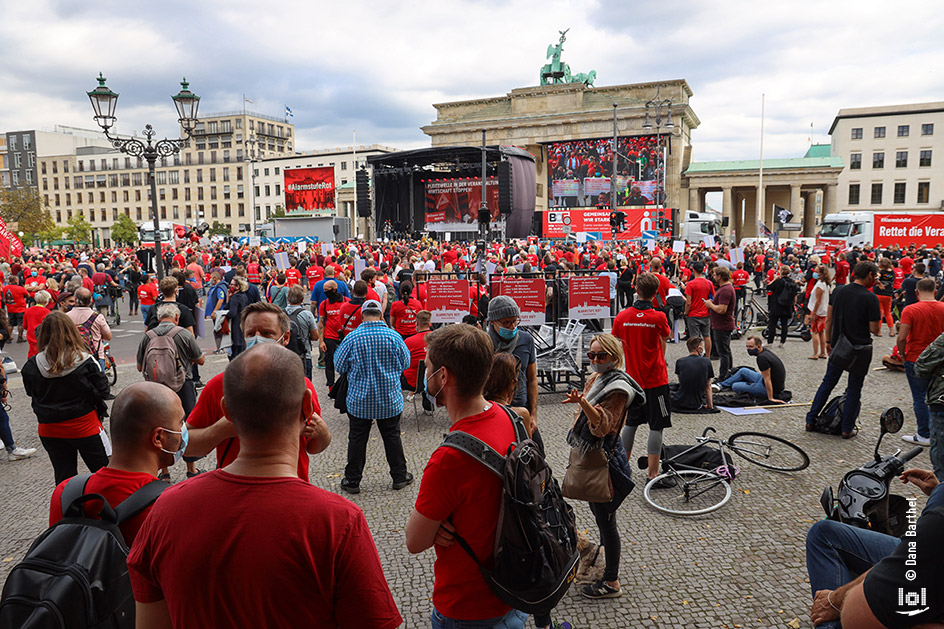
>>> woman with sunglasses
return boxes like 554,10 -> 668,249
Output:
563,333 -> 642,600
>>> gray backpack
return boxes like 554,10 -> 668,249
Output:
142,326 -> 186,391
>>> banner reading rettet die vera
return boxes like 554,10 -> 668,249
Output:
492,277 -> 546,325
427,278 -> 470,323
568,275 -> 611,319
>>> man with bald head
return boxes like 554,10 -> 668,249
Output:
318,279 -> 349,389
128,344 -> 402,629
186,301 -> 330,478
47,382 -> 178,546
65,287 -> 112,372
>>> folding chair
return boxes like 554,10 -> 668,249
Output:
407,360 -> 429,431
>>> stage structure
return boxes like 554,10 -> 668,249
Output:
367,145 -> 536,240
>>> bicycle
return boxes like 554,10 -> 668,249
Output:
643,427 -> 810,516
102,341 -> 118,387
736,287 -> 769,335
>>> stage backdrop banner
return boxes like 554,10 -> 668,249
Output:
427,279 -> 470,323
423,178 -> 500,232
542,208 -> 662,240
568,276 -> 611,319
284,167 -> 335,213
492,277 -> 546,325
874,214 -> 944,247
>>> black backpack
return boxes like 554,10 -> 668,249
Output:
778,279 -> 798,307
0,475 -> 168,629
285,308 -> 308,357
440,406 -> 579,615
812,394 -> 846,435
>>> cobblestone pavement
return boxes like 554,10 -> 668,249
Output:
0,332 -> 928,628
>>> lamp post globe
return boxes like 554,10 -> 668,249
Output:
87,73 -> 119,132
172,78 -> 200,133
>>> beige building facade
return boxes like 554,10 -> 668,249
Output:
422,80 -> 700,215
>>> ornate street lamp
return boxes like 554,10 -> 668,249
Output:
87,73 -> 200,279
643,95 -> 674,227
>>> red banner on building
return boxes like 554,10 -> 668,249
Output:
427,278 -> 470,323
542,208 -> 661,240
874,214 -> 944,248
568,276 -> 611,319
284,167 -> 335,213
423,178 -> 500,231
492,277 -> 546,325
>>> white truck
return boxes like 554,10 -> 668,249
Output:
817,211 -> 944,250
679,211 -> 722,242
138,221 -> 177,249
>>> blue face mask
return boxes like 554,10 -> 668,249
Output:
497,326 -> 518,340
423,366 -> 444,407
161,423 -> 189,465
31,270 -> 37,277
812,272 -> 819,279
245,333 -> 284,350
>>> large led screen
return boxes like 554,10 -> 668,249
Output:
423,177 -> 500,232
284,166 -> 335,213
545,135 -> 666,208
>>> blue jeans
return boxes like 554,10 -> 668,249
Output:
302,357 -> 313,382
805,519 -> 899,628
141,304 -> 152,322
904,361 -> 930,439
805,361 -> 866,434
431,608 -> 529,629
0,407 -> 15,451
719,367 -> 766,397
930,409 -> 944,482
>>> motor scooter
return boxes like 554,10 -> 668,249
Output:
820,407 -> 924,537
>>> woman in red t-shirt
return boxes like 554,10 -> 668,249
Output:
390,281 -> 422,339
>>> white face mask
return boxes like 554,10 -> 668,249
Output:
245,333 -> 284,349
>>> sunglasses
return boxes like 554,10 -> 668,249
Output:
587,352 -> 611,360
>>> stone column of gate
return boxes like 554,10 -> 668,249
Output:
689,186 -> 700,213
790,184 -> 805,235
722,186 -> 733,241
804,191 -> 818,238
824,184 -> 838,220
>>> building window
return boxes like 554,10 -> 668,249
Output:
896,151 -> 908,168
184,171 -> 190,184
275,184 -> 281,196
871,183 -> 883,204
897,125 -> 910,137
341,162 -> 347,170
236,118 -> 242,129
874,126 -> 886,138
873,152 -> 884,169
8,136 -> 16,150
210,168 -> 216,182
133,173 -> 143,186
918,182 -> 930,204
849,153 -> 862,170
196,169 -> 203,183
920,150 -> 932,167
221,120 -> 232,133
264,168 -> 269,176
894,182 -> 906,204
922,123 -> 934,136
169,171 -> 179,184
136,208 -> 142,220
848,184 -> 860,205
223,167 -> 230,181
264,185 -> 271,196
274,167 -> 280,175
208,121 -> 218,134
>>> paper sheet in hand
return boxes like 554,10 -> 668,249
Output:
717,406 -> 771,416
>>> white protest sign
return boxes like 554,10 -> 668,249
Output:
486,261 -> 497,277
729,248 -> 745,265
297,241 -> 307,255
672,240 -> 686,254
354,258 -> 367,277
275,252 -> 290,270
321,243 -> 331,256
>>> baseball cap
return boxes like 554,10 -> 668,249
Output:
362,299 -> 382,314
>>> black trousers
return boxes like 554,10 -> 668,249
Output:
400,375 -> 432,411
617,285 -> 634,310
589,501 -> 621,582
714,329 -> 732,378
41,433 -> 109,486
344,414 -> 408,485
766,313 -> 791,345
324,338 -> 340,388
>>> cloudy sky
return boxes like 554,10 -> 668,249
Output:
2,0 -> 943,163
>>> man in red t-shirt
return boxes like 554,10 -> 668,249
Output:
305,263 -> 324,290
407,324 -> 529,628
401,311 -> 432,412
48,382 -> 179,546
137,276 -> 159,322
613,272 -> 671,485
284,261 -> 301,287
3,276 -> 29,342
318,280 -> 349,390
186,302 -> 330,479
897,278 -> 944,446
835,256 -> 850,285
683,261 -> 715,357
129,344 -> 401,629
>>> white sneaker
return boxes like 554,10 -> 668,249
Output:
711,383 -> 722,392
902,434 -> 931,447
9,446 -> 37,460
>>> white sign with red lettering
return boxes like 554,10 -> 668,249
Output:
427,279 -> 470,323
568,276 -> 611,319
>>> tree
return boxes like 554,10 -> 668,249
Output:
36,225 -> 65,244
65,215 -> 93,243
271,205 -> 286,219
209,221 -> 231,236
0,186 -> 53,234
111,213 -> 139,245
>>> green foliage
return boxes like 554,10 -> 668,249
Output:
271,204 -> 286,219
65,215 -> 93,243
209,221 -> 231,236
111,213 -> 139,245
36,225 -> 65,244
0,186 -> 53,234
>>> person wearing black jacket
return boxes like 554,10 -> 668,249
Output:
22,311 -> 111,485
766,266 -> 795,348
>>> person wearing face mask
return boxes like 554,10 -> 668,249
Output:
714,336 -> 787,404
486,296 -> 539,446
333,299 -> 412,495
562,334 -> 641,601
809,265 -> 832,360
805,261 -> 882,438
318,280 -> 349,390
47,382 -> 177,546
670,336 -> 715,411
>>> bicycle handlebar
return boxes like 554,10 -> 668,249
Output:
702,427 -> 717,437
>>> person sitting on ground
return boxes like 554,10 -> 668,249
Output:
47,382 -> 179,546
714,336 -> 787,404
670,336 -> 715,411
805,468 -> 944,629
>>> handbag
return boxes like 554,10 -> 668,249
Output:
561,447 -> 613,503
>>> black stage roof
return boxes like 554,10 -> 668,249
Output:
367,145 -> 535,169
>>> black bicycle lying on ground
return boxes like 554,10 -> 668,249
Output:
644,427 -> 810,516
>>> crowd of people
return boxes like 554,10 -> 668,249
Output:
1,233 -> 943,627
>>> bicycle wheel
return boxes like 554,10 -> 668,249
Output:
108,357 -> 118,387
728,432 -> 810,472
644,470 -> 732,516
739,304 -> 755,332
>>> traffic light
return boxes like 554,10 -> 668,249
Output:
356,169 -> 371,217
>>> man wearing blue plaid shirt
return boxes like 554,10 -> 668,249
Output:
334,299 -> 413,494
